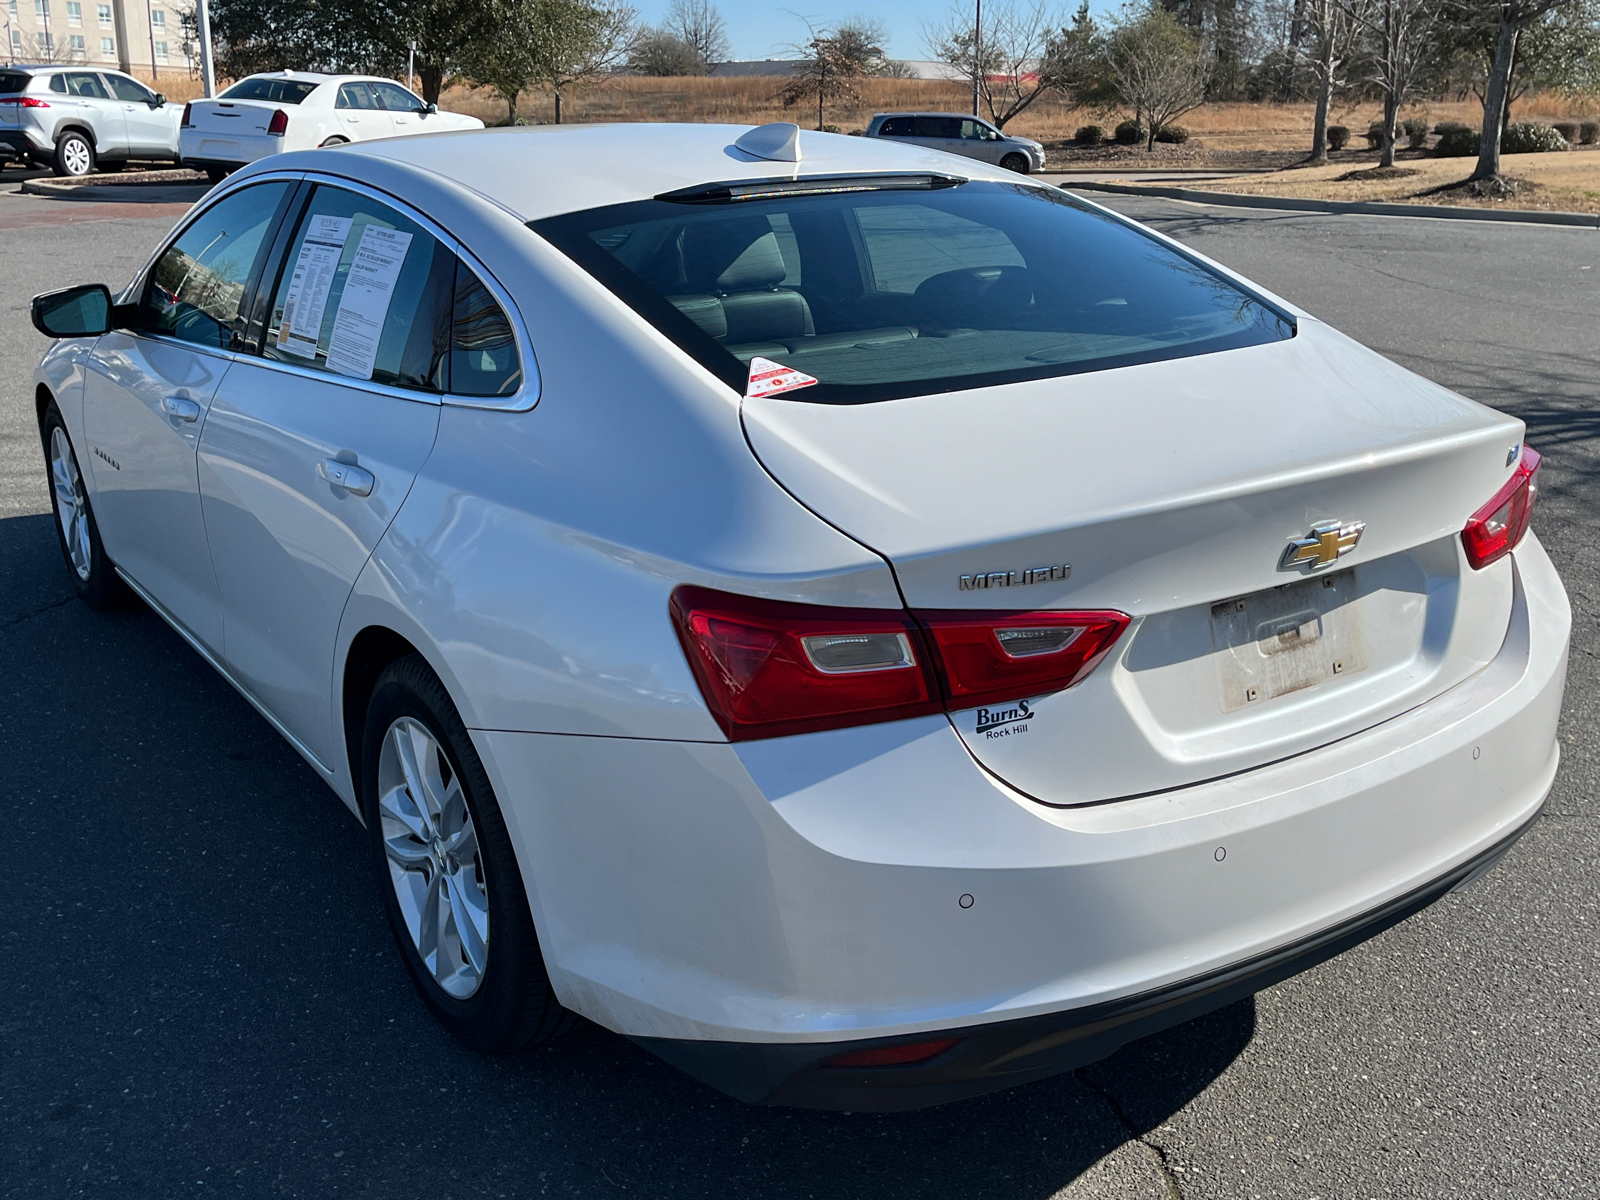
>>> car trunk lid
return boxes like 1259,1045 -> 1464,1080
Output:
742,319 -> 1524,804
185,99 -> 275,136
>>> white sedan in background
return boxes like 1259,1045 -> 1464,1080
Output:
180,71 -> 483,182
28,122 -> 1568,1111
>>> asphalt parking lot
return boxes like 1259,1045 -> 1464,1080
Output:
1,175 -> 1597,1199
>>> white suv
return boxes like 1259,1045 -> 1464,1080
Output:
0,64 -> 182,176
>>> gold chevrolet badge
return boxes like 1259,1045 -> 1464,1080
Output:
1283,521 -> 1365,569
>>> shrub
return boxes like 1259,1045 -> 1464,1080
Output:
1582,120 -> 1600,145
1552,121 -> 1578,143
1114,119 -> 1146,145
847,128 -> 865,136
1154,124 -> 1189,143
1433,120 -> 1467,135
1075,124 -> 1105,145
1402,117 -> 1429,148
1364,121 -> 1385,149
1326,124 -> 1350,151
820,123 -> 842,134
1502,122 -> 1568,153
1434,125 -> 1480,156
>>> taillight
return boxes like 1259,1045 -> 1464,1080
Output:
669,587 -> 940,740
1462,445 -> 1541,570
828,1038 -> 961,1068
670,586 -> 1130,741
266,108 -> 288,136
0,96 -> 49,107
181,101 -> 192,127
916,609 -> 1131,709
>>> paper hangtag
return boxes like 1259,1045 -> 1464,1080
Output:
326,225 -> 413,381
276,214 -> 352,358
746,356 -> 817,399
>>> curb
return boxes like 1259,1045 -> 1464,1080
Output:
1061,179 -> 1600,228
20,172 -> 208,198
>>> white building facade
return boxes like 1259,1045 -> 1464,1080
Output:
4,0 -> 195,81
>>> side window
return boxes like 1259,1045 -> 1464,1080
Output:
141,181 -> 292,349
105,73 -> 154,103
336,82 -> 376,109
49,74 -> 68,94
853,203 -> 1025,294
263,184 -> 454,391
65,71 -> 108,98
371,82 -> 423,112
450,265 -> 523,397
959,120 -> 989,141
879,117 -> 911,136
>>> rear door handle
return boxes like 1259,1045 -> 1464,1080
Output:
318,458 -> 374,497
161,395 -> 201,422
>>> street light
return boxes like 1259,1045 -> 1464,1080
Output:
971,0 -> 982,117
195,0 -> 214,96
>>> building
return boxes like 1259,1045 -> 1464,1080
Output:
4,0 -> 196,80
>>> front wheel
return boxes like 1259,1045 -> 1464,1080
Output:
41,402 -> 127,609
1000,152 -> 1030,174
362,654 -> 570,1052
53,131 -> 95,177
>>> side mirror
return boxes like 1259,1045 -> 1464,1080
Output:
152,92 -> 165,107
31,284 -> 114,338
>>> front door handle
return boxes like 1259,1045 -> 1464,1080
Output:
318,458 -> 375,497
161,395 -> 201,422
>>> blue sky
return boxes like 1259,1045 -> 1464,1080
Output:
627,1 -> 1109,62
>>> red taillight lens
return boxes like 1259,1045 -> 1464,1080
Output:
670,587 -> 1131,741
266,108 -> 288,136
828,1038 -> 961,1068
916,609 -> 1132,710
181,101 -> 192,127
1462,445 -> 1541,570
0,96 -> 49,107
669,586 -> 940,740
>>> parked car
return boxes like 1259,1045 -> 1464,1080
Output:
0,63 -> 182,176
30,121 -> 1567,1111
180,71 -> 484,183
865,111 -> 1046,173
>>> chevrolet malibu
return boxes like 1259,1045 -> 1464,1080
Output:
29,122 -> 1568,1110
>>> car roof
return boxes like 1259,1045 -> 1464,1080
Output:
873,112 -> 994,121
310,122 -> 1024,223
237,70 -> 340,83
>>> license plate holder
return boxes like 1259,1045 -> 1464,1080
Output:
1211,571 -> 1367,712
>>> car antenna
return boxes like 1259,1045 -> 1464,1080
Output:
733,123 -> 802,164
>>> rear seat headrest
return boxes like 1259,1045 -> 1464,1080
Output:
683,219 -> 790,293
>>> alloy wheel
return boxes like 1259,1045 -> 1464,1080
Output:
50,427 -> 92,581
61,137 -> 92,176
377,716 -> 490,999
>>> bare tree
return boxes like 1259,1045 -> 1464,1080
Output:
1105,6 -> 1212,149
1466,0 -> 1587,184
926,0 -> 1067,129
778,17 -> 883,130
1299,0 -> 1368,160
1338,0 -> 1448,167
664,0 -> 729,66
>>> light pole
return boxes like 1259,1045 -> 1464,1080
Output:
144,0 -> 157,78
407,39 -> 415,93
195,0 -> 213,95
971,0 -> 982,117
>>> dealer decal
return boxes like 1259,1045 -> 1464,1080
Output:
975,700 -> 1033,739
746,356 -> 817,399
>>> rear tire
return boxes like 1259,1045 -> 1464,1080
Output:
1000,152 -> 1029,174
361,654 -> 571,1053
318,135 -> 349,147
204,166 -> 228,184
40,401 -> 128,610
52,131 -> 95,177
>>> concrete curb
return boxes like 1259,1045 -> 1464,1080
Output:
20,171 -> 207,198
1061,179 -> 1600,228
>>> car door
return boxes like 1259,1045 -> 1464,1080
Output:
957,118 -> 1004,164
102,71 -> 175,157
81,180 -> 296,652
333,81 -> 392,142
370,81 -> 426,137
60,70 -> 121,153
197,181 -> 453,767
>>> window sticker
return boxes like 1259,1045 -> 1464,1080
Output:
325,225 -> 413,380
276,214 -> 352,359
746,356 -> 817,399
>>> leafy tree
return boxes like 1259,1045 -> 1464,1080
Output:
778,18 -> 884,131
663,0 -> 728,66
1105,6 -> 1213,148
458,0 -> 634,123
629,29 -> 706,75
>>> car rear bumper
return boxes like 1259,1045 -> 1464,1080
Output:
0,128 -> 49,156
179,132 -> 281,170
474,532 -> 1567,1101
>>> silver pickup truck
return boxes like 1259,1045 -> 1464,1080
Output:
0,64 -> 182,176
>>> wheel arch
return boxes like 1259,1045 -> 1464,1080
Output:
35,382 -> 54,438
54,122 -> 99,149
340,623 -> 424,804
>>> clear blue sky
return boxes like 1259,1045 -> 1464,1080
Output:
627,0 -> 1115,62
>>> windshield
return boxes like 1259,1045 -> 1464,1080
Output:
221,77 -> 320,104
531,180 -> 1294,404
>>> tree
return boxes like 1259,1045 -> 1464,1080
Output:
1105,6 -> 1212,148
778,18 -> 883,130
1160,0 -> 1261,97
628,29 -> 705,74
1338,0 -> 1448,167
663,0 -> 728,66
458,0 -> 635,124
926,0 -> 1075,128
1299,0 -> 1369,160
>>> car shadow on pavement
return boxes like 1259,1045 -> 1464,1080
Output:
0,509 -> 1252,1199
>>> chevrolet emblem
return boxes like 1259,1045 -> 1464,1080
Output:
1283,521 -> 1365,570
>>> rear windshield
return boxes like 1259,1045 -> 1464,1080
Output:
532,180 -> 1294,404
220,77 -> 320,104
0,71 -> 32,94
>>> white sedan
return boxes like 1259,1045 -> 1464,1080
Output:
179,70 -> 483,182
29,122 -> 1568,1110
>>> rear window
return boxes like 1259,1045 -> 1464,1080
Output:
0,71 -> 31,94
532,180 -> 1295,404
221,77 -> 320,104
